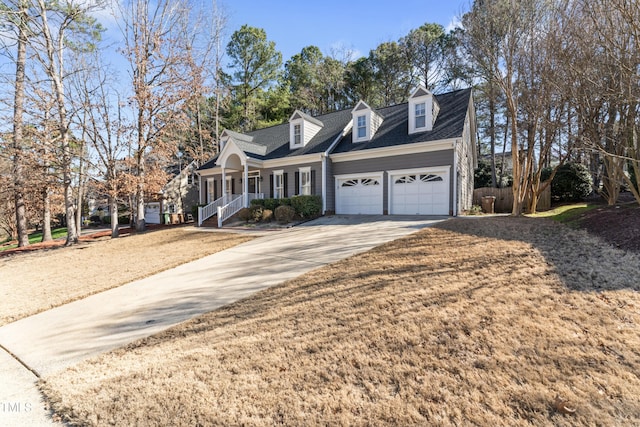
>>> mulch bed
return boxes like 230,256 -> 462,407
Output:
575,202 -> 640,253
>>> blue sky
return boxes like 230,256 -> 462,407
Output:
224,0 -> 468,61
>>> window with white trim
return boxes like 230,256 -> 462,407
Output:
357,115 -> 367,139
299,167 -> 311,195
293,124 -> 301,145
415,102 -> 426,129
274,170 -> 284,199
206,178 -> 214,203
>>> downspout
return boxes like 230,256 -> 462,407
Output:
243,161 -> 249,208
322,120 -> 353,214
453,140 -> 458,217
321,153 -> 327,214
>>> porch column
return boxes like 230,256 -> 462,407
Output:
221,167 -> 226,203
243,162 -> 249,207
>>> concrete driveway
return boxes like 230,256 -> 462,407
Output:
0,215 -> 446,425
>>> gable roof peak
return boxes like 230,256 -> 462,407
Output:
410,86 -> 432,99
353,100 -> 375,112
288,109 -> 324,127
221,129 -> 254,143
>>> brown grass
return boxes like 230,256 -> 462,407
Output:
40,217 -> 640,426
0,227 -> 253,326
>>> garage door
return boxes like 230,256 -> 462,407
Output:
336,175 -> 383,214
390,171 -> 449,215
145,202 -> 161,224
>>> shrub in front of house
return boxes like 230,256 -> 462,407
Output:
249,205 -> 264,222
275,205 -> 296,224
290,195 -> 322,218
238,207 -> 252,222
262,209 -> 273,222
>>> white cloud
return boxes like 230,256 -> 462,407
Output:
445,16 -> 462,32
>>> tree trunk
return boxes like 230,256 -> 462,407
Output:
12,0 -> 29,248
41,187 -> 53,242
135,109 -> 146,232
488,82 -> 498,188
506,95 -> 524,216
110,196 -> 119,238
76,131 -> 87,235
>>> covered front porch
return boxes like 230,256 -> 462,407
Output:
197,145 -> 264,227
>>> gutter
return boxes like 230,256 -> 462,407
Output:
322,120 -> 353,214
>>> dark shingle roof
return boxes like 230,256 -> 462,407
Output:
198,88 -> 471,170
332,88 -> 472,154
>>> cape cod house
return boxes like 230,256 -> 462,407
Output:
196,87 -> 477,226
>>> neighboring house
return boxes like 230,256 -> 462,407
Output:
145,160 -> 199,224
197,86 -> 477,225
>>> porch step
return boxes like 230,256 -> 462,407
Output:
199,216 -> 220,228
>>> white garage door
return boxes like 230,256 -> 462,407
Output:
145,202 -> 161,224
390,171 -> 449,215
336,175 -> 383,214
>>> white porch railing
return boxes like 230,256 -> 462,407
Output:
217,195 -> 244,228
198,194 -> 240,226
199,193 -> 265,227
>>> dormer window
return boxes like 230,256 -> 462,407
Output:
409,86 -> 439,134
351,101 -> 382,143
357,115 -> 367,138
293,124 -> 302,145
415,102 -> 426,129
289,110 -> 323,150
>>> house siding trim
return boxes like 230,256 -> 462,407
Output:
262,153 -> 322,169
330,139 -> 457,163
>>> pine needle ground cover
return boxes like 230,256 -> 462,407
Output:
41,217 -> 640,426
0,228 -> 253,326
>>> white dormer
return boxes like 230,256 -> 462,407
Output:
289,110 -> 323,150
351,100 -> 382,143
408,86 -> 440,134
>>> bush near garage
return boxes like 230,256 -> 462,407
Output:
290,195 -> 322,218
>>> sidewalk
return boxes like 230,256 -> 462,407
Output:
0,215 -> 446,425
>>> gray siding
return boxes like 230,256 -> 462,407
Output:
201,162 -> 324,205
262,162 -> 322,198
164,167 -> 199,214
330,149 -> 455,214
325,159 -> 335,213
457,109 -> 475,214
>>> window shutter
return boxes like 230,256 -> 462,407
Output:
213,180 -> 218,200
231,178 -> 235,195
295,171 -> 300,196
204,180 -> 209,203
270,174 -> 274,198
311,170 -> 316,195
283,173 -> 289,197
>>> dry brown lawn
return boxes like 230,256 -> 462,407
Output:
40,217 -> 640,426
0,227 -> 253,326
